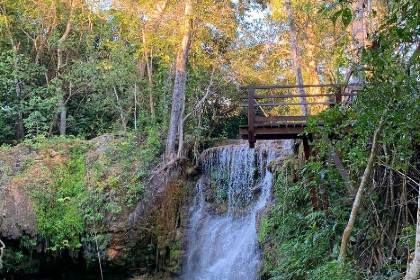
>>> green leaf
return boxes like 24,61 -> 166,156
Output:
341,7 -> 352,27
330,10 -> 342,27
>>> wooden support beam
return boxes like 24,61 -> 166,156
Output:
335,87 -> 342,106
248,87 -> 255,148
303,136 -> 319,211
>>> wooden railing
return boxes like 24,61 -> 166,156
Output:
239,84 -> 361,147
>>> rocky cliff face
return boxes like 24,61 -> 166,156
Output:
0,135 -> 198,279
0,145 -> 38,240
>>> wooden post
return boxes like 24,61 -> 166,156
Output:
303,136 -> 311,161
335,86 -> 342,106
248,87 -> 255,148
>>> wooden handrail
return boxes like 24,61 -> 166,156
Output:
240,102 -> 335,107
256,116 -> 308,122
240,83 -> 362,90
242,84 -> 362,148
239,93 -> 335,99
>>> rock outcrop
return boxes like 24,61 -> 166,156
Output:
0,136 -> 198,279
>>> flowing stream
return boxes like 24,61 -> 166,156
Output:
183,141 -> 292,280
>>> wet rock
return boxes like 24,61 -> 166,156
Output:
251,185 -> 262,195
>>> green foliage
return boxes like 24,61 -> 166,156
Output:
309,260 -> 358,280
98,133 -> 160,206
146,126 -> 164,154
297,2 -> 420,278
259,217 -> 269,244
81,233 -> 113,268
31,145 -> 86,252
1,235 -> 39,275
0,110 -> 14,141
0,50 -> 53,139
261,157 -> 365,279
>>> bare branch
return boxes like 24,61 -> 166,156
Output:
182,63 -> 217,123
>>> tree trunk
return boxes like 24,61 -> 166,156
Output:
59,100 -> 67,136
405,181 -> 420,280
165,0 -> 194,159
177,95 -> 186,159
306,21 -> 321,95
286,0 -> 309,116
57,0 -> 76,136
339,116 -> 385,260
146,50 -> 156,119
49,113 -> 59,138
134,83 -> 138,131
351,0 -> 366,83
150,0 -> 171,28
113,87 -> 127,132
138,0 -> 170,120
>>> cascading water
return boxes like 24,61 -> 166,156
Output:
183,141 -> 293,280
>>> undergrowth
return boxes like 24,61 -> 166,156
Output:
259,156 -> 404,280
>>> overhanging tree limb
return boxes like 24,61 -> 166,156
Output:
339,114 -> 386,260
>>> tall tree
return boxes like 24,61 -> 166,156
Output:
57,0 -> 78,136
285,0 -> 308,116
140,0 -> 171,120
350,0 -> 366,83
165,0 -> 194,159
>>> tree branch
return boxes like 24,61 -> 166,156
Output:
57,0 -> 76,45
182,62 -> 217,123
339,115 -> 386,260
0,238 -> 5,269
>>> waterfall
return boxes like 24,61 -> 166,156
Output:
182,140 -> 293,280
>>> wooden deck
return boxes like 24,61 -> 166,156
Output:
239,84 -> 361,147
